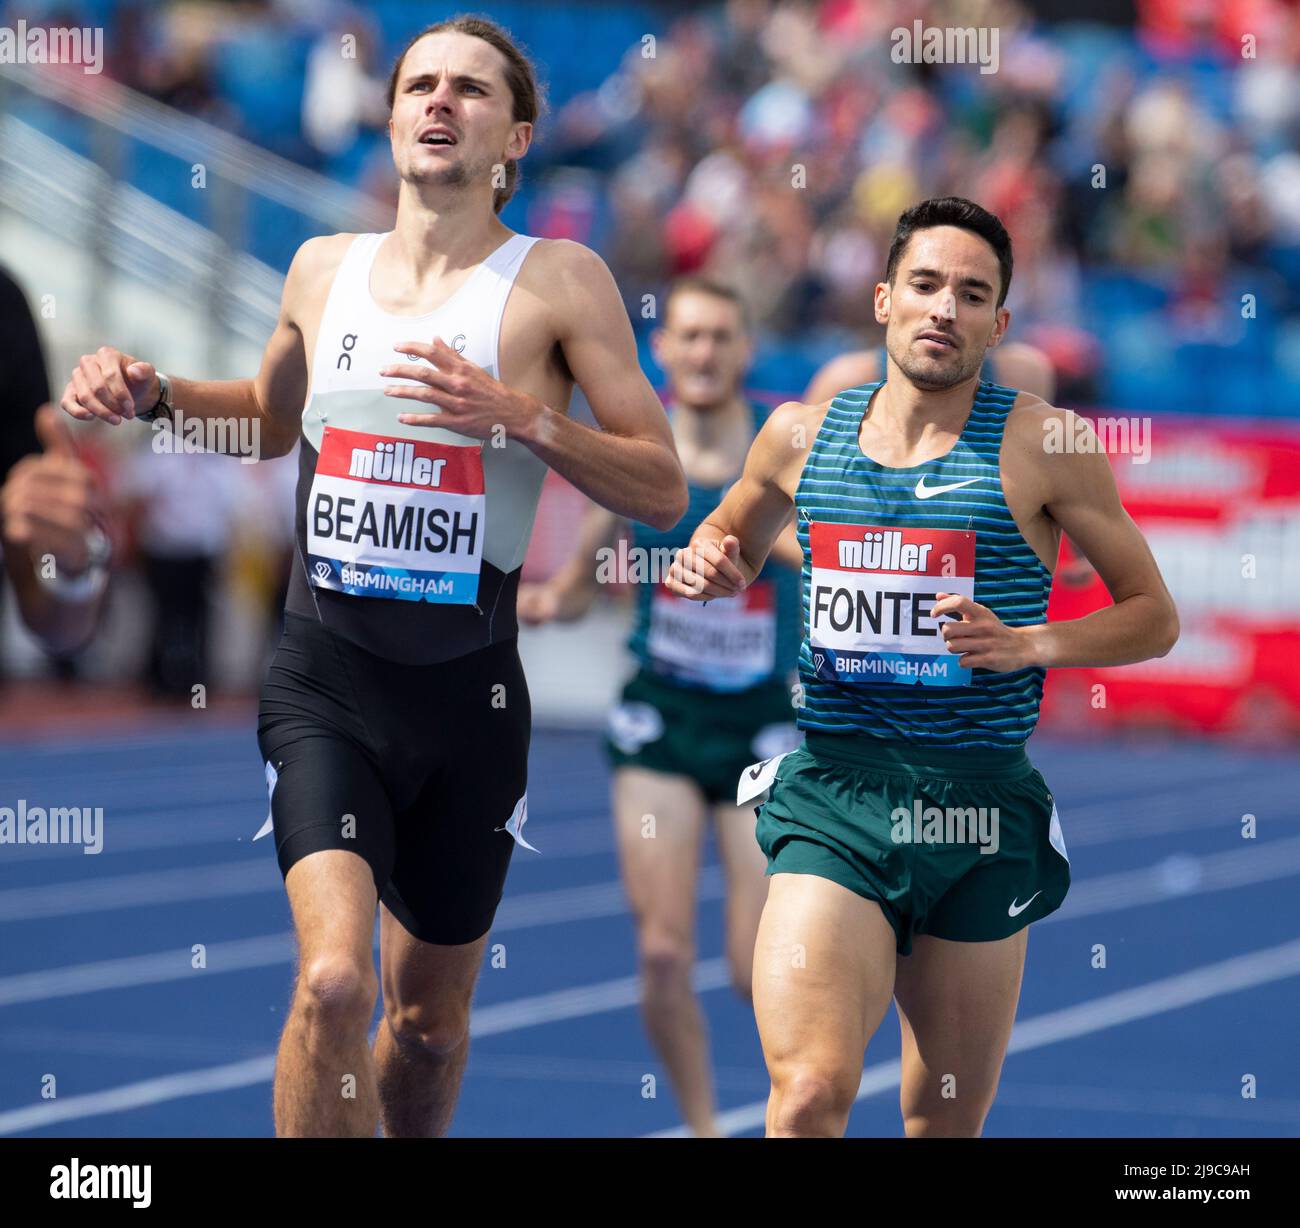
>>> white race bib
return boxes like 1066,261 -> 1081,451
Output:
306,427 -> 485,603
647,579 -> 777,690
808,522 -> 976,687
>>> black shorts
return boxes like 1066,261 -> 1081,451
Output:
257,611 -> 532,945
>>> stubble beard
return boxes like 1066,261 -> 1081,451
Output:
401,147 -> 500,195
888,338 -> 985,391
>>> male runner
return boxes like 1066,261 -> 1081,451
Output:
517,277 -> 802,1136
59,16 -> 688,1138
666,196 -> 1178,1137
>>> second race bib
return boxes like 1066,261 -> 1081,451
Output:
646,578 -> 777,691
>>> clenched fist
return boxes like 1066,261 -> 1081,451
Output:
60,345 -> 159,425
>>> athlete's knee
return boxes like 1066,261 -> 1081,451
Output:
768,1065 -> 857,1137
638,930 -> 695,997
384,997 -> 471,1060
295,953 -> 378,1039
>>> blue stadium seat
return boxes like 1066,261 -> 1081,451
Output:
211,31 -> 311,159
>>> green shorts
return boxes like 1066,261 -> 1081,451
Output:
606,669 -> 800,804
755,732 -> 1070,955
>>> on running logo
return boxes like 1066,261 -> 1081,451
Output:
49,1158 -> 151,1208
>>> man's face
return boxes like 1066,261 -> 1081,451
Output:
652,292 -> 752,409
388,31 -> 530,195
875,225 -> 1009,390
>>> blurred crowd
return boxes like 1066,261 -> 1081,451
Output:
554,0 -> 1300,402
7,0 -> 1297,408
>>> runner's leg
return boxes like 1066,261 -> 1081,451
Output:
374,912 -> 489,1138
276,849 -> 380,1137
754,873 -> 897,1137
612,765 -> 716,1136
894,930 -> 1028,1137
711,801 -> 770,1001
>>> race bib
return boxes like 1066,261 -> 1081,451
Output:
808,522 -> 975,686
646,579 -> 777,690
306,427 -> 485,603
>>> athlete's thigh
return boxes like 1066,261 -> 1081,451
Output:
268,731 -> 392,968
753,873 -> 898,1078
894,929 -> 1027,1118
612,766 -> 708,940
711,802 -> 769,950
383,642 -> 531,948
378,905 -> 488,1024
285,849 -> 379,970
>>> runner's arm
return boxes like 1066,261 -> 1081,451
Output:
59,237 -> 336,459
1022,412 -> 1178,668
666,402 -> 805,600
769,515 -> 803,571
510,242 -> 687,531
521,504 -> 623,623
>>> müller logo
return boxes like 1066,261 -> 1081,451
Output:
348,440 -> 448,486
838,530 -> 934,572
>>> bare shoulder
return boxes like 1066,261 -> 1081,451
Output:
1004,392 -> 1096,454
518,237 -> 610,291
515,238 -> 616,326
753,399 -> 833,485
804,349 -> 881,402
283,233 -> 357,317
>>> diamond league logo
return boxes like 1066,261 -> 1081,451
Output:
314,561 -> 331,580
813,652 -> 825,671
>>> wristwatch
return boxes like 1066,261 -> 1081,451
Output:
136,371 -> 174,424
34,525 -> 111,602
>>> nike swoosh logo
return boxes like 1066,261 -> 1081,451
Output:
748,759 -> 772,780
914,476 -> 983,499
1008,890 -> 1043,917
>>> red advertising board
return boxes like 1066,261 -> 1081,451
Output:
1041,414 -> 1300,738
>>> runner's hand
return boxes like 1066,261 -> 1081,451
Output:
60,347 -> 158,425
665,535 -> 747,601
516,583 -> 561,625
1,405 -> 105,573
932,593 -> 1033,672
382,337 -> 536,440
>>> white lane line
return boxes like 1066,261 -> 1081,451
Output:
0,861 -> 281,921
0,1056 -> 278,1135
7,836 -> 1300,1006
0,960 -> 731,1135
648,936 -> 1300,1137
